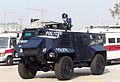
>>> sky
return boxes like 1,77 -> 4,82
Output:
0,0 -> 117,29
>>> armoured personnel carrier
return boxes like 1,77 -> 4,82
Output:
16,13 -> 106,80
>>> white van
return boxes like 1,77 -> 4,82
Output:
81,26 -> 120,62
0,33 -> 19,65
104,32 -> 120,60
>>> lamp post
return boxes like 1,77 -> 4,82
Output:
4,11 -> 15,32
18,17 -> 23,33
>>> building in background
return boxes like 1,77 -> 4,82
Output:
0,22 -> 23,33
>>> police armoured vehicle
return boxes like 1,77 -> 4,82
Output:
19,28 -> 45,44
16,13 -> 106,80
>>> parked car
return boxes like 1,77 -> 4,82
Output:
0,33 -> 20,65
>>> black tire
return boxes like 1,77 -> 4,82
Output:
90,54 -> 105,75
54,56 -> 74,80
18,62 -> 37,79
6,57 -> 13,65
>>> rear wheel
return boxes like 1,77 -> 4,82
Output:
18,62 -> 37,79
54,56 -> 74,80
6,57 -> 13,65
90,54 -> 105,75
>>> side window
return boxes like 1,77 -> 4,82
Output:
117,38 -> 120,43
108,38 -> 115,43
90,35 -> 96,45
60,34 -> 71,47
95,35 -> 103,44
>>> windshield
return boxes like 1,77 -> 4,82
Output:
23,32 -> 35,37
21,32 -> 35,40
0,37 -> 9,48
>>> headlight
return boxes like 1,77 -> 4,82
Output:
0,53 -> 5,57
42,48 -> 47,52
14,53 -> 19,57
20,49 -> 23,53
48,52 -> 56,58
18,45 -> 22,47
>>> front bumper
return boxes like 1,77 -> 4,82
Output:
13,58 -> 21,61
0,56 -> 7,63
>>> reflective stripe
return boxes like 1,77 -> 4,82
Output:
104,45 -> 120,51
5,49 -> 15,54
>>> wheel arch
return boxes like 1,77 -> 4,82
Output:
45,49 -> 75,61
91,51 -> 107,65
7,55 -> 13,58
95,51 -> 106,60
57,53 -> 75,61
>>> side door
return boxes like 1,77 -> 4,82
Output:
76,34 -> 90,61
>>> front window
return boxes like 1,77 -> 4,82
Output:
21,32 -> 35,40
0,37 -> 9,48
23,32 -> 35,37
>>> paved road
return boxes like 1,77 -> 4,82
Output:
0,63 -> 120,82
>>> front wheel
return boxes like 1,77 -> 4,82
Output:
54,56 -> 74,80
6,57 -> 13,65
18,62 -> 37,79
90,54 -> 105,75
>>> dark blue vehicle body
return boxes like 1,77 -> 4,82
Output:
16,14 -> 106,80
16,30 -> 106,65
15,29 -> 107,80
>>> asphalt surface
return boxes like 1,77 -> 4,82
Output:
0,63 -> 120,82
